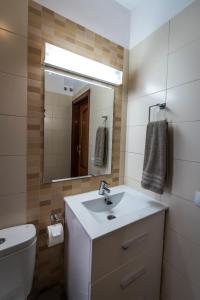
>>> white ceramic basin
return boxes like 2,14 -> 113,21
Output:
82,191 -> 160,223
64,185 -> 167,239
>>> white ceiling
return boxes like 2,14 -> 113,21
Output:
35,0 -> 130,48
115,0 -> 142,10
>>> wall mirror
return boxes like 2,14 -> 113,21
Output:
43,69 -> 114,183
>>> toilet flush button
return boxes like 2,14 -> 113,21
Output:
0,238 -> 6,245
194,191 -> 200,207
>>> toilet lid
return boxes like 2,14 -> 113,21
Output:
0,224 -> 36,259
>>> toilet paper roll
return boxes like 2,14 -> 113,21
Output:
47,223 -> 64,247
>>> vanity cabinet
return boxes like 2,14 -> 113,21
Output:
65,206 -> 165,300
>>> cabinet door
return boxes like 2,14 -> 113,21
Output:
92,211 -> 165,281
91,257 -> 146,300
66,206 -> 91,300
91,246 -> 162,300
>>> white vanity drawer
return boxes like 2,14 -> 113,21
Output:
91,257 -> 146,300
91,246 -> 162,300
92,211 -> 165,282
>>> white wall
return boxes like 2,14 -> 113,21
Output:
126,1 -> 200,299
35,0 -> 130,48
0,0 -> 28,229
130,0 -> 194,48
44,92 -> 73,182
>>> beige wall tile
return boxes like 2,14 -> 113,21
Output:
0,116 -> 26,155
166,80 -> 200,122
120,125 -> 126,152
169,1 -> 200,53
0,72 -> 27,116
27,0 -> 125,290
0,193 -> 26,229
129,23 -> 169,99
0,29 -> 27,77
0,156 -> 26,196
0,0 -> 28,37
168,39 -> 200,89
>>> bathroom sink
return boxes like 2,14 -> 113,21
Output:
82,191 -> 154,223
64,185 -> 167,239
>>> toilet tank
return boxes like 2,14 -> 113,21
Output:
0,224 -> 37,300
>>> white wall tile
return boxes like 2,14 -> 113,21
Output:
161,193 -> 200,245
166,80 -> 200,122
169,1 -> 200,53
126,2 -> 200,298
170,159 -> 200,202
0,156 -> 26,196
0,193 -> 26,229
0,116 -> 26,156
0,72 -> 27,116
164,229 -> 200,288
124,176 -> 161,201
129,24 -> 169,99
0,29 -> 27,77
124,152 -> 144,181
162,261 -> 200,300
168,39 -> 200,88
172,122 -> 200,162
126,125 -> 146,154
0,0 -> 28,37
0,0 -> 27,230
127,91 -> 166,126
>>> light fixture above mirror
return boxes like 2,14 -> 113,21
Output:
44,43 -> 123,86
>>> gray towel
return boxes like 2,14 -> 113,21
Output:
141,120 -> 168,194
94,127 -> 108,167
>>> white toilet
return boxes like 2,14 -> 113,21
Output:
0,224 -> 37,300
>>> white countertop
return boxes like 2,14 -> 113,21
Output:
64,185 -> 167,240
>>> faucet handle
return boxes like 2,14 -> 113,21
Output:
99,180 -> 110,195
99,180 -> 107,187
102,180 -> 109,188
103,181 -> 110,193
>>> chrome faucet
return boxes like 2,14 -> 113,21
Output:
98,180 -> 112,205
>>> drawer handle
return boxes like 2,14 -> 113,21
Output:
120,267 -> 146,289
121,233 -> 148,250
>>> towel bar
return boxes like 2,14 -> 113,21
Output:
148,103 -> 166,123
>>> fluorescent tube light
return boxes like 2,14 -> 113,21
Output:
44,43 -> 123,86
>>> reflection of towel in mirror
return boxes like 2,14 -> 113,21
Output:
94,127 -> 108,167
141,120 -> 168,194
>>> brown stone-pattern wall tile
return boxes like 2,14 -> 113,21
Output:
28,0 -> 125,293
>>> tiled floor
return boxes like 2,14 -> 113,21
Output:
30,286 -> 67,300
37,290 -> 66,300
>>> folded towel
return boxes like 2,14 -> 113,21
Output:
94,127 -> 108,167
141,120 -> 168,194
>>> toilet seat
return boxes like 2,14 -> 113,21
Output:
0,224 -> 36,258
